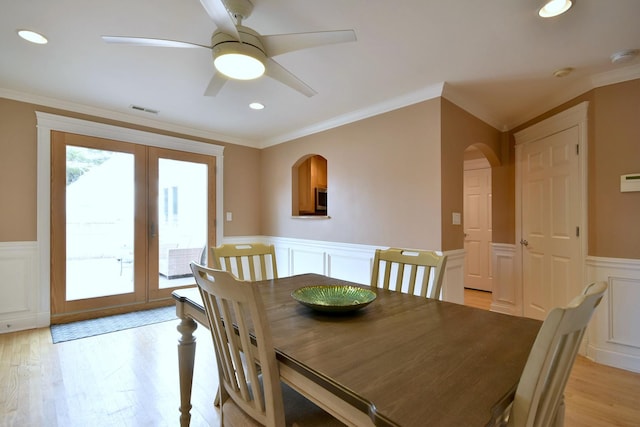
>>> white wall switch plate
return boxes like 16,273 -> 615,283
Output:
452,212 -> 461,225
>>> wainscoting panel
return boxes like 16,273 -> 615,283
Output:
0,242 -> 44,333
274,246 -> 290,278
326,251 -> 372,285
221,236 -> 465,304
586,256 -> 640,373
490,243 -> 520,315
268,236 -> 377,282
608,277 -> 640,348
291,248 -> 326,276
442,249 -> 464,304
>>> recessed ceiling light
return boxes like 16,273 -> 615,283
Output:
553,67 -> 574,78
17,29 -> 48,44
538,0 -> 573,18
249,102 -> 265,110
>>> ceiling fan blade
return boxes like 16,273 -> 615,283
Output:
264,58 -> 317,97
101,36 -> 209,49
262,30 -> 356,57
204,71 -> 228,96
199,0 -> 240,40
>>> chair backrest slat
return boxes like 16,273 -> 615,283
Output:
211,243 -> 278,282
370,248 -> 447,299
191,262 -> 286,426
507,281 -> 607,427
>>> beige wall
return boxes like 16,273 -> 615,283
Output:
440,99 -> 503,250
260,99 -> 443,249
3,78 -> 639,259
508,79 -> 640,259
0,99 -> 39,241
0,97 -> 262,243
591,80 -> 640,258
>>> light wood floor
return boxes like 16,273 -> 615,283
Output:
464,288 -> 640,427
0,292 -> 638,426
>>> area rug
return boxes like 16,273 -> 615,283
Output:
50,305 -> 177,343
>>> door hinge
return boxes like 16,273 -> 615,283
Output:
576,226 -> 580,237
576,144 -> 580,155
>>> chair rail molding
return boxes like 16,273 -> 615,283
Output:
0,241 -> 42,333
221,236 -> 465,304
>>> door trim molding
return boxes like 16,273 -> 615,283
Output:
513,101 -> 589,316
36,112 -> 224,326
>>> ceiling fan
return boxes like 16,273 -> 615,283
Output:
102,0 -> 356,97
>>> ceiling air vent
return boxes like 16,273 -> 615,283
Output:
130,105 -> 159,115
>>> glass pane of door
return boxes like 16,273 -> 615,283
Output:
157,158 -> 208,289
65,146 -> 135,300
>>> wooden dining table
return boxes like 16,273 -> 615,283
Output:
172,273 -> 541,427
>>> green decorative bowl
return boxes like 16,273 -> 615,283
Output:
291,285 -> 377,313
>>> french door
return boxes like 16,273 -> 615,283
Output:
50,131 -> 216,319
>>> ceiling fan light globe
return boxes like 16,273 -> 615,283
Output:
215,53 -> 265,80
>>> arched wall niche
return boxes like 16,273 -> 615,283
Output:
291,154 -> 328,216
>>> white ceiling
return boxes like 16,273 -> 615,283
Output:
2,0 -> 639,148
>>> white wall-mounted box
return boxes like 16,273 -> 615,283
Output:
621,174 -> 640,192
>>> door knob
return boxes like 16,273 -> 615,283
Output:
520,239 -> 529,247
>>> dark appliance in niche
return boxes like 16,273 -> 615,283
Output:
315,187 -> 327,213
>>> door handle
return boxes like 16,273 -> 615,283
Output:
520,239 -> 529,247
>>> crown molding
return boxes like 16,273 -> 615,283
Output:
506,64 -> 640,131
0,87 -> 260,148
5,63 -> 639,150
590,63 -> 640,88
260,82 -> 445,148
441,83 -> 506,131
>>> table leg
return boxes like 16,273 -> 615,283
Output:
177,316 -> 198,427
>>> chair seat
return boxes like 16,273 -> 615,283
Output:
221,382 -> 345,427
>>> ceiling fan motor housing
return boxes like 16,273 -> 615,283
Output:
211,26 -> 265,56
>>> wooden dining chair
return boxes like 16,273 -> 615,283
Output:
370,247 -> 447,299
211,243 -> 278,281
190,262 -> 344,427
503,281 -> 608,427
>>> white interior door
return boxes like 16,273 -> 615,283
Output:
520,126 -> 582,320
464,165 -> 493,292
